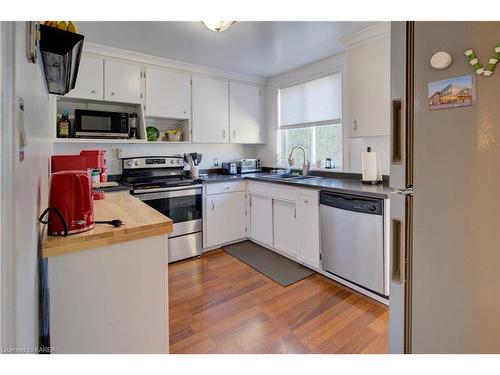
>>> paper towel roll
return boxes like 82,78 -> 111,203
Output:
362,148 -> 380,182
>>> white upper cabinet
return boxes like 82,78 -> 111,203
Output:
65,56 -> 104,100
104,60 -> 143,104
145,68 -> 191,119
192,76 -> 229,143
346,34 -> 390,137
229,82 -> 264,144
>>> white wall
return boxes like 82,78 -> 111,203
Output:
258,50 -> 390,175
348,136 -> 390,174
1,22 -> 53,350
54,143 -> 260,175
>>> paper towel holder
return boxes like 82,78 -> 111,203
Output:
362,147 -> 382,185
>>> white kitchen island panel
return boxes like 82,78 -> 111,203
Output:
49,234 -> 169,354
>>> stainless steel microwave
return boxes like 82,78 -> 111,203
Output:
75,109 -> 129,138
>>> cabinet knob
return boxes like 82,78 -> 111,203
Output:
211,201 -> 215,211
233,130 -> 236,138
90,89 -> 96,94
353,120 -> 358,131
304,199 -> 309,204
183,110 -> 187,114
110,92 -> 115,96
222,130 -> 226,139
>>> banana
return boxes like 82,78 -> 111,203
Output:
67,21 -> 78,33
56,21 -> 67,31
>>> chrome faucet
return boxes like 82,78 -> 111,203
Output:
287,145 -> 311,176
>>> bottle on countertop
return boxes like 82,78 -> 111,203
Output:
57,111 -> 71,138
325,158 -> 332,169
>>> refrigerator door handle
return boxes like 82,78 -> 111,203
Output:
391,99 -> 403,164
391,217 -> 405,284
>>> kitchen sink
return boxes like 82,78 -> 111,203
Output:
260,174 -> 321,181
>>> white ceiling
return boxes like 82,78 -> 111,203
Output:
77,21 -> 378,78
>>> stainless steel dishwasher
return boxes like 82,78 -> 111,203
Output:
320,191 -> 387,296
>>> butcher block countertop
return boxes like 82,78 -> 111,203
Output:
42,192 -> 173,258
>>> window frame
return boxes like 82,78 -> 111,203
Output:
277,70 -> 344,171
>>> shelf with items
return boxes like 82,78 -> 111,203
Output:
53,96 -> 148,143
143,116 -> 191,143
54,138 -> 148,144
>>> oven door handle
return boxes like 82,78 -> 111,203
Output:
132,184 -> 202,194
135,188 -> 202,201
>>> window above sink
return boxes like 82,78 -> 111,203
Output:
278,72 -> 343,170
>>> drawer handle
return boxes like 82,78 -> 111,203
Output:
211,201 -> 215,211
224,186 -> 230,190
90,89 -> 96,94
303,199 -> 309,204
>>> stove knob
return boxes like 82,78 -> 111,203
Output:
177,160 -> 182,165
369,205 -> 377,212
134,160 -> 140,166
126,160 -> 133,167
170,159 -> 175,165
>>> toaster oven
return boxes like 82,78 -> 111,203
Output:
237,159 -> 261,174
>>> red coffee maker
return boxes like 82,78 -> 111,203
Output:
43,171 -> 95,235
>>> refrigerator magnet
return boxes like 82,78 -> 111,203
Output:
430,51 -> 452,70
428,75 -> 475,111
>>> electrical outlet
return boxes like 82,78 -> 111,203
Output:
116,148 -> 124,159
213,158 -> 219,167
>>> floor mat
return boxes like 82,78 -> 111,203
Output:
222,240 -> 315,286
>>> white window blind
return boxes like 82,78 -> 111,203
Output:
279,72 -> 342,129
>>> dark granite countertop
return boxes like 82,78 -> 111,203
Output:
198,173 -> 393,199
98,177 -> 133,193
102,184 -> 132,193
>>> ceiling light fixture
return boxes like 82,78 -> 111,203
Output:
202,21 -> 235,33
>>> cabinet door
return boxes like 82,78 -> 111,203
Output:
273,199 -> 298,258
229,82 -> 263,144
347,35 -> 390,137
65,56 -> 104,100
192,76 -> 229,143
145,68 -> 191,119
296,189 -> 320,269
249,194 -> 273,245
206,192 -> 246,247
104,60 -> 143,104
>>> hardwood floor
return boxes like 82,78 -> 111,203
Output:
168,249 -> 388,354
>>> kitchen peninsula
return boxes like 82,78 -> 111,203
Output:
42,192 -> 173,353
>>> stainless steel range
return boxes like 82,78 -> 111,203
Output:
121,156 -> 202,263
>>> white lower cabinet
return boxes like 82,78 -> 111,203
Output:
296,189 -> 320,269
205,191 -> 246,248
249,194 -> 273,245
203,181 -> 320,271
272,199 -> 298,258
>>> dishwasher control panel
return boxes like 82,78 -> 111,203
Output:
320,192 -> 383,215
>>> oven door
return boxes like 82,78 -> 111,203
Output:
135,187 -> 202,238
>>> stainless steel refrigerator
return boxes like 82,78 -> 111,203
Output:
389,21 -> 500,353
